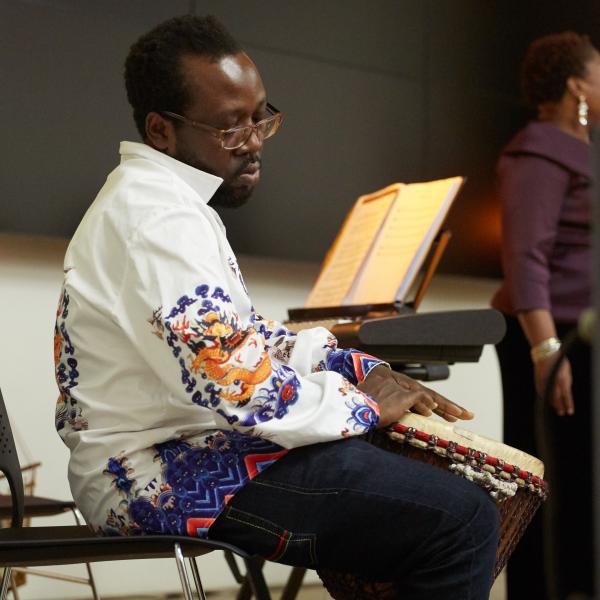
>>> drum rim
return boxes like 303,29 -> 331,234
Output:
387,422 -> 548,495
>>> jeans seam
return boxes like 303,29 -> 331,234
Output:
224,510 -> 282,539
224,506 -> 315,539
278,531 -> 291,561
279,536 -> 316,566
222,504 -> 317,566
251,478 -> 339,496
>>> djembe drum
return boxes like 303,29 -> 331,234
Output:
318,413 -> 548,598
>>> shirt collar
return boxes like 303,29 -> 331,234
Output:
119,141 -> 223,203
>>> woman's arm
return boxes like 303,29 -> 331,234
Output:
518,308 -> 573,416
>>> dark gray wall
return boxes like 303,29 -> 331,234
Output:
2,1 -> 598,276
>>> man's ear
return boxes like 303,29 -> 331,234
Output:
145,112 -> 175,153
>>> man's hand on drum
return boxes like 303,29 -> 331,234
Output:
358,365 -> 474,428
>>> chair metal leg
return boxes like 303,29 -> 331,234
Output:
243,557 -> 272,600
71,507 -> 83,524
280,567 -> 307,600
70,507 -> 100,600
0,568 -> 12,600
223,549 -> 245,584
235,556 -> 265,600
173,543 -> 194,600
188,557 -> 207,600
235,573 -> 253,600
8,573 -> 19,600
81,559 -> 100,600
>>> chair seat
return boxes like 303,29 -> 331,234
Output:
0,495 -> 75,519
0,525 -> 252,567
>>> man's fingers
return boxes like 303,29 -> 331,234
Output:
398,390 -> 436,412
433,407 -> 458,422
366,368 -> 474,426
406,388 -> 473,422
411,398 -> 438,417
435,397 -> 474,420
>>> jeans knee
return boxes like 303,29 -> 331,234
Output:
467,490 -> 500,550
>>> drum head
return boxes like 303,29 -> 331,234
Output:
396,412 -> 544,477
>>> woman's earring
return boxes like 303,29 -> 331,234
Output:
578,94 -> 589,126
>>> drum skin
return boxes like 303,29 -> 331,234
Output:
318,413 -> 548,597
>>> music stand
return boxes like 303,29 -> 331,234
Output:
287,229 -> 452,322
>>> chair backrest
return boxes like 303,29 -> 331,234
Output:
0,389 -> 24,528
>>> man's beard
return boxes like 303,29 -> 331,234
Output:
174,147 -> 260,209
210,183 -> 252,208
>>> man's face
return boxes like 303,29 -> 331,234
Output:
170,53 -> 267,207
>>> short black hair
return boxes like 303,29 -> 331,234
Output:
521,31 -> 597,108
124,14 -> 242,139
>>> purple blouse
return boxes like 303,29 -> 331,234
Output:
492,121 -> 591,323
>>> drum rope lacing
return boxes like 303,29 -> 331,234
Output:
448,463 -> 518,501
387,423 -> 548,501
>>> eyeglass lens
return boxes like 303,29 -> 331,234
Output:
222,115 -> 281,150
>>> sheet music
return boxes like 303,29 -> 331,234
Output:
350,177 -> 462,305
304,185 -> 399,308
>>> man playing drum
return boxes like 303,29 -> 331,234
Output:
53,14 -> 499,599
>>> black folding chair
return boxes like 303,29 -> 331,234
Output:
0,462 -> 99,600
0,387 -> 272,600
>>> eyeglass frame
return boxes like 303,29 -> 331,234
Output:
160,103 -> 282,150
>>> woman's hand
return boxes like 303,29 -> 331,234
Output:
517,309 -> 574,416
358,365 -> 474,428
534,355 -> 574,416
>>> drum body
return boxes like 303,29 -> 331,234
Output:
318,413 -> 548,597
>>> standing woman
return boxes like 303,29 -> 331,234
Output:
492,32 -> 600,600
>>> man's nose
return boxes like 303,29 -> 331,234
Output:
234,128 -> 263,155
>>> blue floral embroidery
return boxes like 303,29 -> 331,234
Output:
327,348 -> 385,384
239,365 -> 301,426
166,295 -> 197,319
101,431 -> 285,536
54,290 -> 88,432
345,394 -> 379,433
227,257 -> 248,295
212,287 -> 231,303
195,284 -> 210,298
104,456 -> 136,497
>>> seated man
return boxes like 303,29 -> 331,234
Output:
53,14 -> 498,599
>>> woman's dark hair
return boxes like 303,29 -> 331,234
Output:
521,31 -> 596,108
124,15 -> 242,138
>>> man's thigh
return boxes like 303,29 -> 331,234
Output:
209,437 -> 498,579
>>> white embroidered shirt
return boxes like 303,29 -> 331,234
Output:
54,141 -> 381,536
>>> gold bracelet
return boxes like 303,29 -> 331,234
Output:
530,337 -> 561,363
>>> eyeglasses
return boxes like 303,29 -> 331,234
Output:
161,103 -> 283,150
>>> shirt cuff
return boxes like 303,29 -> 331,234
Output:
326,348 -> 389,385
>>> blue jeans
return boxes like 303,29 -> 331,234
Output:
209,437 -> 499,599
